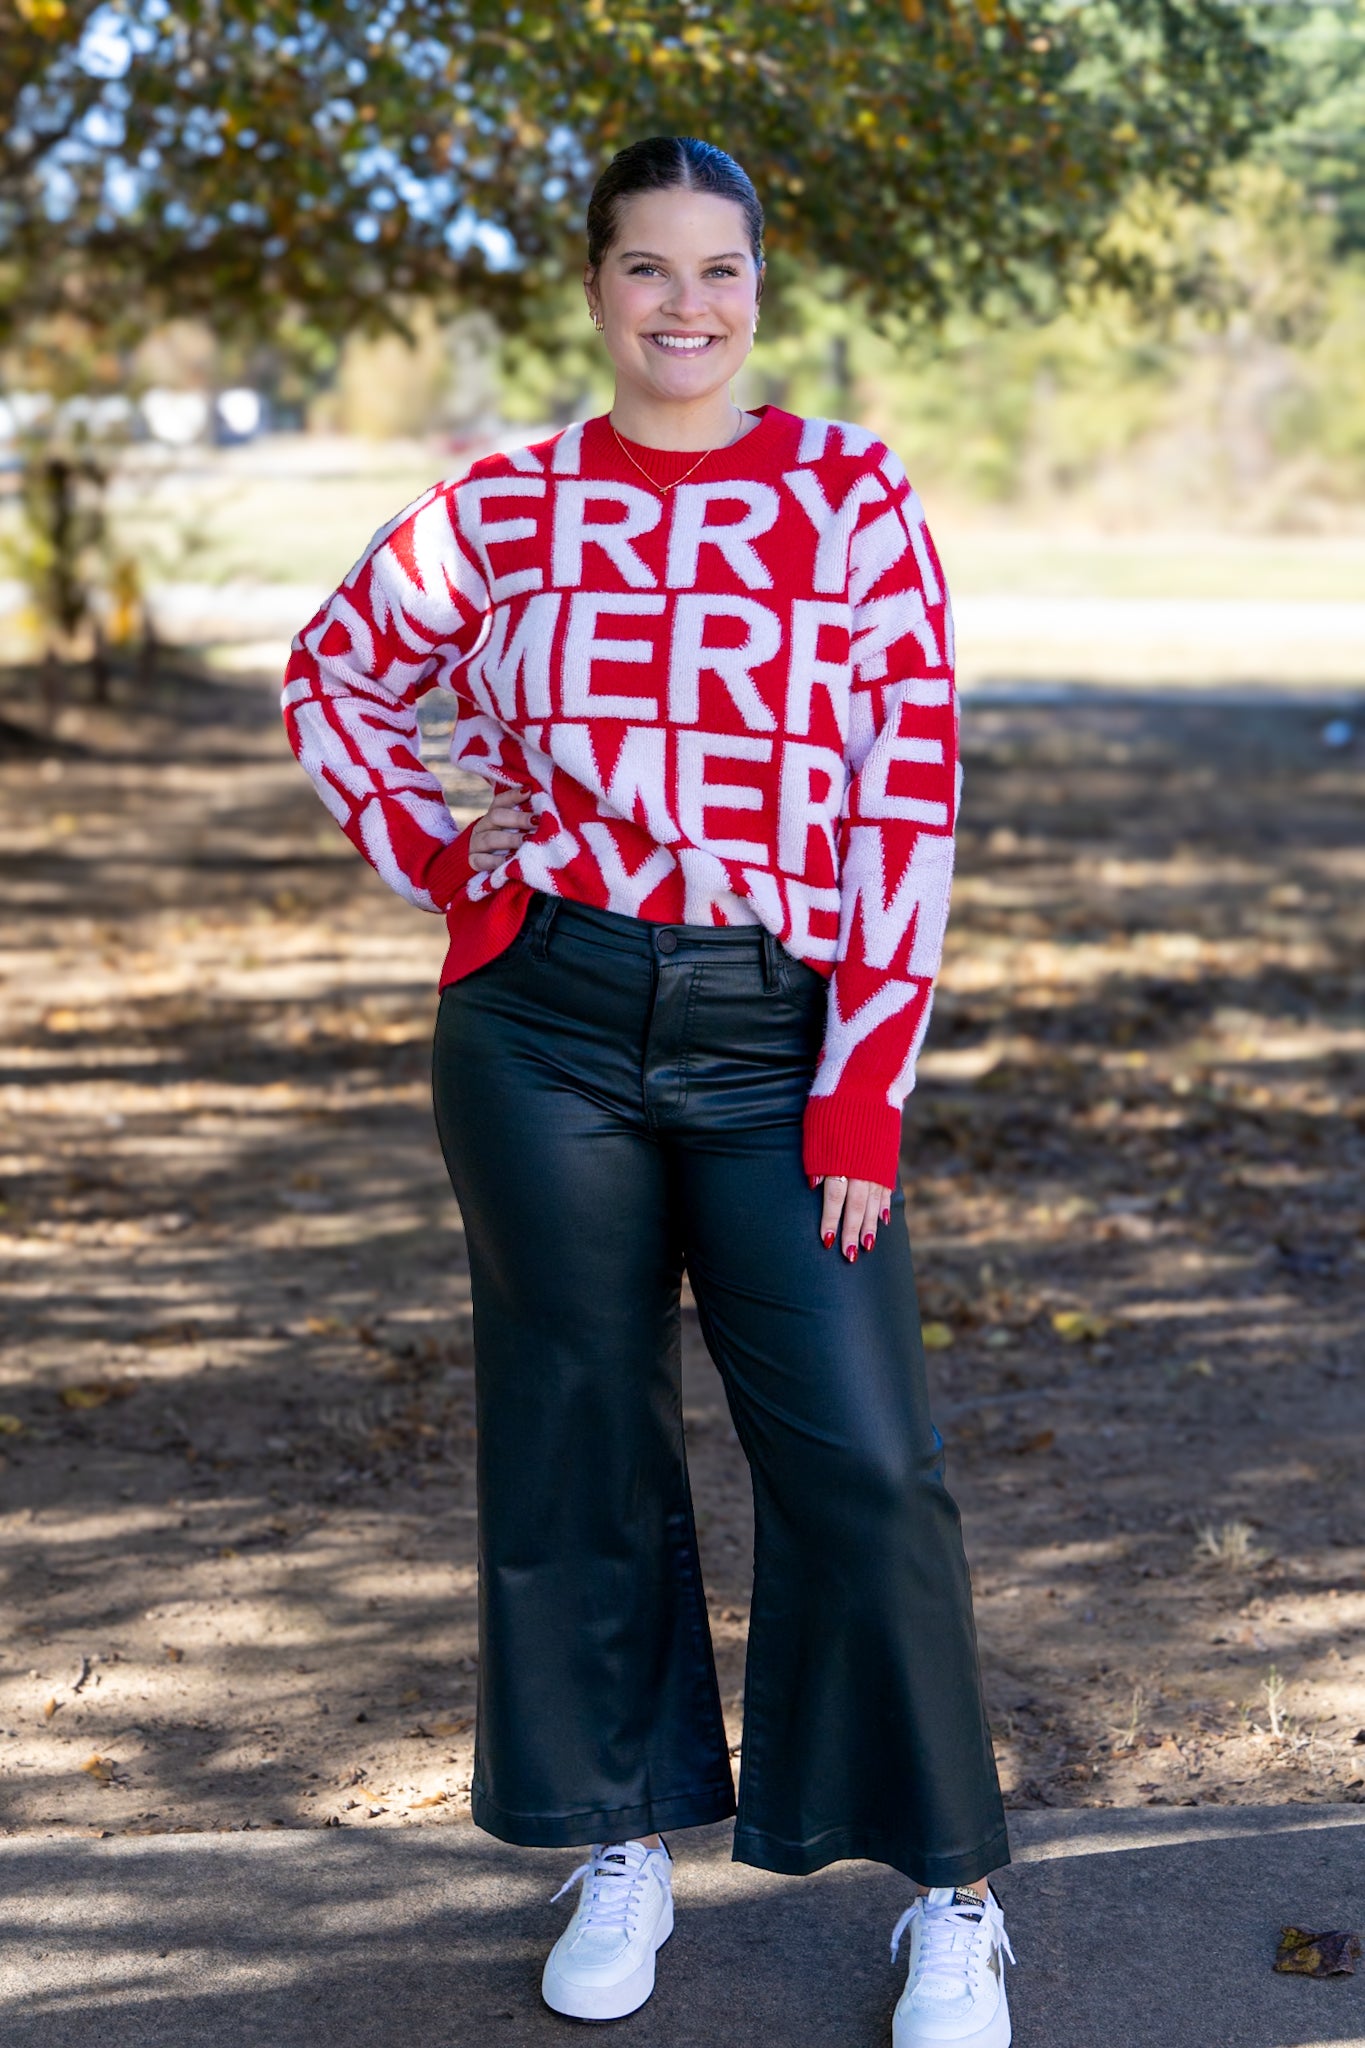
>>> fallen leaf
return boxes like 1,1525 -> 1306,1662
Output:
408,1793 -> 448,1809
0,1414 -> 24,1435
80,1755 -> 116,1784
1274,1927 -> 1361,1977
305,1315 -> 342,1336
427,1718 -> 473,1738
59,1378 -> 138,1410
921,1321 -> 954,1351
399,1686 -> 423,1705
1013,1430 -> 1056,1455
43,1696 -> 59,1719
1051,1310 -> 1112,1344
133,1321 -> 200,1348
164,1645 -> 184,1663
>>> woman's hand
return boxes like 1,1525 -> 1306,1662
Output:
813,1174 -> 893,1262
468,785 -> 535,873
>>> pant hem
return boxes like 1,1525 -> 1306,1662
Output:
472,1781 -> 737,1849
731,1820 -> 1012,1888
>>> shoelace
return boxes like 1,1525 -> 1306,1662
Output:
889,1897 -> 1017,1986
551,1845 -> 656,1932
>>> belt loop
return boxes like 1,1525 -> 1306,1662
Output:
529,893 -> 559,960
761,927 -> 780,993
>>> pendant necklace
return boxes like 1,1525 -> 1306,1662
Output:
610,404 -> 746,496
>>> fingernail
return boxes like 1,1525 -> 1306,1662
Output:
822,1231 -> 835,1249
845,1245 -> 858,1264
862,1232 -> 876,1252
810,1175 -> 821,1189
881,1207 -> 891,1225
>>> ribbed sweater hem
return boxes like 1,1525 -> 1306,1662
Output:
424,822 -> 479,910
802,1090 -> 903,1190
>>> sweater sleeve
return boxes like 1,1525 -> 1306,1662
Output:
281,480 -> 492,912
801,468 -> 959,1189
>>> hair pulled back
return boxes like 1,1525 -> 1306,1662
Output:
585,137 -> 764,273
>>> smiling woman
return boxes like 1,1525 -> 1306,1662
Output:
582,137 -> 765,450
283,134 -> 1014,2047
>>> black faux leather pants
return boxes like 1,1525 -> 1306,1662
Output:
432,894 -> 1009,1887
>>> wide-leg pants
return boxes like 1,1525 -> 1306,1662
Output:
431,893 -> 1008,1887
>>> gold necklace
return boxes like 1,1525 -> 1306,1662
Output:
610,406 -> 744,496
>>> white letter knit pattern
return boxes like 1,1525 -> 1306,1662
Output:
282,408 -> 958,1187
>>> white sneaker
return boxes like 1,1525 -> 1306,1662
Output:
890,1886 -> 1016,2047
540,1839 -> 674,2021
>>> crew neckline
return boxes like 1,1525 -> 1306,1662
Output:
589,403 -> 781,485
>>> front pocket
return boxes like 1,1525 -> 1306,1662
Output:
776,957 -> 829,1011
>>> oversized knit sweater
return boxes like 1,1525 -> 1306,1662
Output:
282,405 -> 958,1188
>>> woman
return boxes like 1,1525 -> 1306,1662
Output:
283,136 -> 1013,2047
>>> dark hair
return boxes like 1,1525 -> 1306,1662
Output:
585,137 -> 764,272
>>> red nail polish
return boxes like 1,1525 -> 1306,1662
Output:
881,1207 -> 891,1226
862,1232 -> 876,1252
810,1175 -> 821,1189
845,1245 -> 858,1263
822,1230 -> 835,1249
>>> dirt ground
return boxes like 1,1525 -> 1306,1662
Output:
1,656 -> 1362,1844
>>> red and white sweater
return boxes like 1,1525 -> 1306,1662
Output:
282,405 -> 958,1188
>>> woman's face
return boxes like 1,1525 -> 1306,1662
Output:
585,187 -> 762,412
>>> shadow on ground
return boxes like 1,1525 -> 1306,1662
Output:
0,661 -> 1362,1835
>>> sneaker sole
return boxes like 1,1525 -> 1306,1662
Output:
541,1896 -> 674,2022
893,1984 -> 1010,2048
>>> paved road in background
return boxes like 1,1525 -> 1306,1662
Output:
4,580 -> 1365,692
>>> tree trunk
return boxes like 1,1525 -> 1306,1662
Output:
91,623 -> 110,705
40,643 -> 64,729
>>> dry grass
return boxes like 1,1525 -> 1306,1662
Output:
1194,1520 -> 1266,1572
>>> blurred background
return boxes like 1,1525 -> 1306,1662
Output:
0,3 -> 1361,1849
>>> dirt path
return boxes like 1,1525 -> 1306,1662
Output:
1,661 -> 1362,1840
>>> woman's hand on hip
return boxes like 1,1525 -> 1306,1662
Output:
813,1174 -> 893,1262
468,785 -> 535,873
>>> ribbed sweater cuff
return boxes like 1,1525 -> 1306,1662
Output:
425,823 -> 478,910
802,1090 -> 903,1190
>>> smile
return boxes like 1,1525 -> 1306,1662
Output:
647,333 -> 720,353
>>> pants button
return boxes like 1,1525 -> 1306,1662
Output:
656,929 -> 678,955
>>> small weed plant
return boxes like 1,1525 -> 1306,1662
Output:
1194,1519 -> 1265,1571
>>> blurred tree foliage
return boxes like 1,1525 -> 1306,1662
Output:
1254,0 -> 1365,254
727,161 -> 1365,522
3,0 -> 1286,354
483,6 -> 1365,523
0,0 -> 1348,679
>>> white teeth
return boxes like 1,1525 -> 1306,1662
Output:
652,334 -> 713,351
